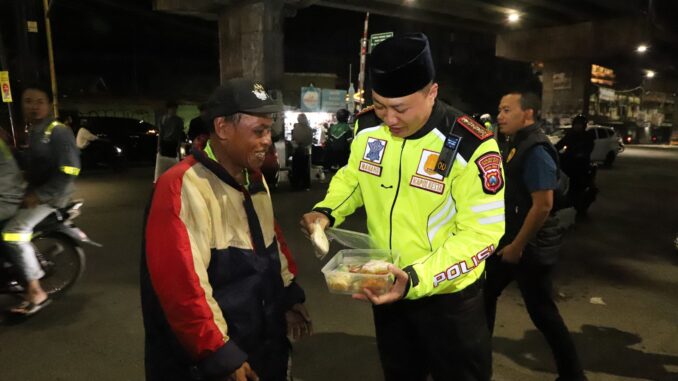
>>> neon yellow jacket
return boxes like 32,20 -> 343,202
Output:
314,102 -> 505,299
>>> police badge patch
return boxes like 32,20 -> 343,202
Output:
475,153 -> 504,194
363,137 -> 387,164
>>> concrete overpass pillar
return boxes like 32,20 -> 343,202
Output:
541,59 -> 591,121
154,0 -> 285,91
218,0 -> 284,90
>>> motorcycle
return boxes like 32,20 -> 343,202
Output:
0,200 -> 100,297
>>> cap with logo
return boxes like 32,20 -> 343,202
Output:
370,33 -> 435,98
205,78 -> 281,120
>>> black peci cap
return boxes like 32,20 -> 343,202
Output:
205,78 -> 281,120
370,33 -> 435,98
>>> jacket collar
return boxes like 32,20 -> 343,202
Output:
193,141 -> 266,194
405,100 -> 445,140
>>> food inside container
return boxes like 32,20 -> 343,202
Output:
321,249 -> 399,295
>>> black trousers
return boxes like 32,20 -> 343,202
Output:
372,281 -> 491,381
291,150 -> 310,190
484,253 -> 586,381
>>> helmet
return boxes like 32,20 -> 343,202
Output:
480,113 -> 491,123
572,114 -> 587,128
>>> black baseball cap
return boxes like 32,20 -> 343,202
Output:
370,33 -> 435,98
205,78 -> 281,120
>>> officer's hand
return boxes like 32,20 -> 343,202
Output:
299,212 -> 329,239
22,192 -> 41,209
353,265 -> 409,305
227,362 -> 259,381
286,303 -> 313,341
498,243 -> 523,264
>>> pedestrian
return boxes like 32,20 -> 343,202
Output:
555,114 -> 595,214
2,84 -> 80,316
154,100 -> 185,181
485,90 -> 587,381
291,113 -> 312,190
324,108 -> 352,171
188,103 -> 209,151
141,78 -> 311,381
300,33 -> 505,381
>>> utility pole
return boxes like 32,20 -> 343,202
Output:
357,12 -> 369,112
0,30 -> 19,146
43,0 -> 59,117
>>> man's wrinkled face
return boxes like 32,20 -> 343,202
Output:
219,113 -> 273,171
372,83 -> 437,138
22,89 -> 50,124
497,94 -> 531,136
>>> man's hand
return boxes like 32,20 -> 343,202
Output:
498,243 -> 523,264
227,362 -> 259,381
353,265 -> 409,305
299,211 -> 330,238
285,303 -> 313,341
22,192 -> 41,209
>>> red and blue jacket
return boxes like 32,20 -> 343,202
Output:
141,148 -> 304,380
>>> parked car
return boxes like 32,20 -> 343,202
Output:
548,125 -> 624,166
587,126 -> 624,166
77,117 -> 158,169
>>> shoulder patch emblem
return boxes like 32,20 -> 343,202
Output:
457,116 -> 493,140
475,152 -> 504,195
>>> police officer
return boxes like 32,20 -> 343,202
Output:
301,33 -> 504,381
2,84 -> 80,315
485,91 -> 587,381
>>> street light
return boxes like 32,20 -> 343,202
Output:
645,70 -> 655,79
636,44 -> 648,53
507,12 -> 521,23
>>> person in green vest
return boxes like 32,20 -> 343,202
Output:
324,108 -> 352,172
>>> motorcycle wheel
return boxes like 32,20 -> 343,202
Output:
32,233 -> 86,297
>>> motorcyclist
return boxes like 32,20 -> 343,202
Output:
555,114 -> 595,211
0,131 -> 25,222
1,84 -> 80,315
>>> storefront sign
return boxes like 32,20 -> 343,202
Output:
300,86 -> 321,112
321,89 -> 347,112
552,72 -> 572,90
0,71 -> 12,103
598,87 -> 616,102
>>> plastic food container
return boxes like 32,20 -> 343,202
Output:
321,249 -> 399,295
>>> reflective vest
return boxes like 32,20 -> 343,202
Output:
314,101 -> 505,299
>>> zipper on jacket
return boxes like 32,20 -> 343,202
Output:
389,140 -> 406,249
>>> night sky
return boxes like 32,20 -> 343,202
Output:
0,0 -> 537,114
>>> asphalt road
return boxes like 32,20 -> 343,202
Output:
0,146 -> 676,381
